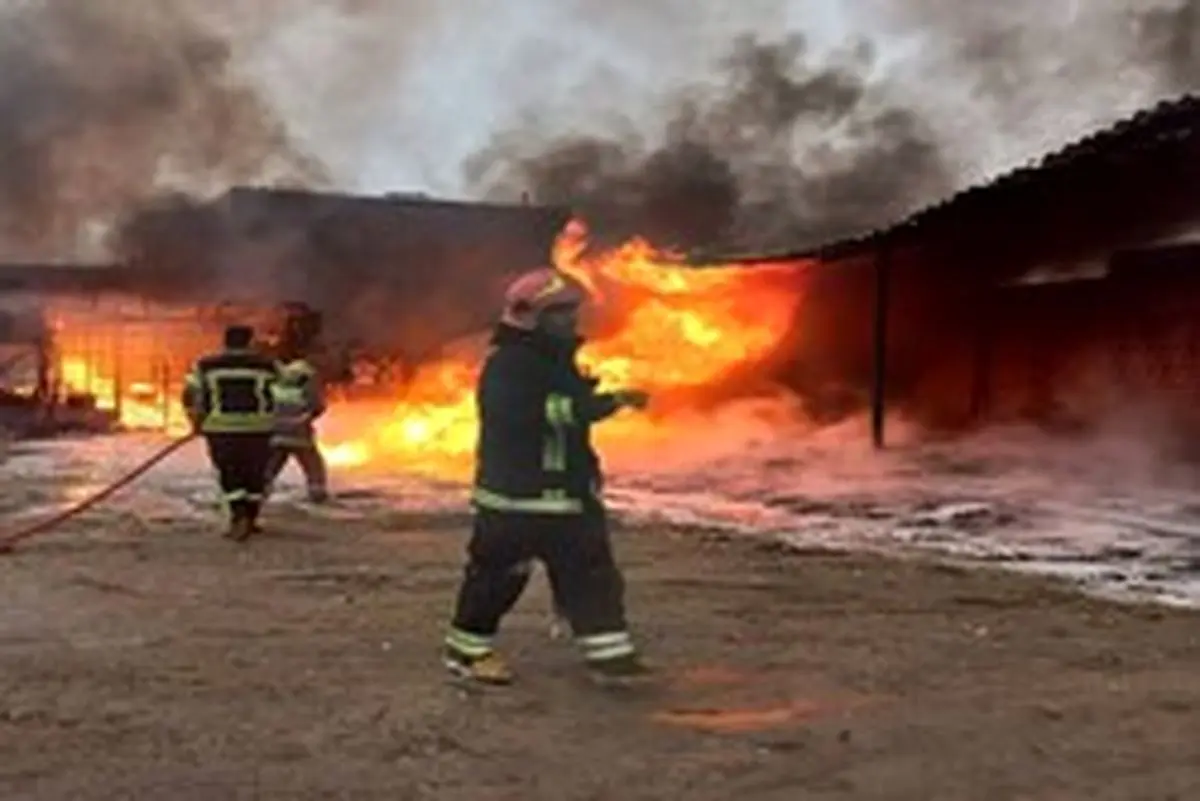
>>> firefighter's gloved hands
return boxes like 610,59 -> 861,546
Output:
613,389 -> 650,410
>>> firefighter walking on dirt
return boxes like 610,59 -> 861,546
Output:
182,324 -> 280,541
443,267 -> 652,686
265,357 -> 329,503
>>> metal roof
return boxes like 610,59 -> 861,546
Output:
739,93 -> 1200,263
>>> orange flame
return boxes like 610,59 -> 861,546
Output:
59,357 -> 188,432
49,309 -> 215,436
46,221 -> 806,479
320,221 -> 806,476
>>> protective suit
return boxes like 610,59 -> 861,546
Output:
442,268 -> 652,686
182,325 -> 279,541
265,358 -> 329,503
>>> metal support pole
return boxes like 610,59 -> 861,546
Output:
969,282 -> 993,423
160,357 -> 171,431
870,245 -> 892,449
81,329 -> 92,395
113,321 -> 125,426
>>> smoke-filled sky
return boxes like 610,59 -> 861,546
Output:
250,0 -> 1195,192
0,0 -> 1195,257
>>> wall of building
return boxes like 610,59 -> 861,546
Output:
769,165 -> 1200,438
895,239 -> 1200,438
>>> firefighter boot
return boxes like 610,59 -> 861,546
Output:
247,503 -> 265,535
586,652 -> 654,687
443,648 -> 514,686
224,515 -> 253,542
548,599 -> 569,640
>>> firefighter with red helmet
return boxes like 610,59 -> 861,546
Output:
442,267 -> 651,685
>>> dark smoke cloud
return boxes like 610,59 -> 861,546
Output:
886,1 -> 1198,98
863,1 -> 1195,183
463,33 -> 952,254
0,0 -> 326,260
1138,0 -> 1200,90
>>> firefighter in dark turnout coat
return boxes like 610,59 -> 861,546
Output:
182,325 -> 280,541
443,268 -> 651,685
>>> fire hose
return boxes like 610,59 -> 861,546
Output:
0,433 -> 198,555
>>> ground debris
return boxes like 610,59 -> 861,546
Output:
0,498 -> 1195,799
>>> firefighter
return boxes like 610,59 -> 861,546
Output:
182,324 -> 280,541
442,267 -> 651,686
264,358 -> 329,503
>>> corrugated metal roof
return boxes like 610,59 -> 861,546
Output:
0,263 -> 133,293
220,186 -> 569,219
736,93 -> 1200,263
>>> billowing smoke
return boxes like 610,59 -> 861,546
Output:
1139,0 -> 1200,90
464,34 -> 952,253
460,2 -> 1198,254
863,0 -> 1197,184
0,0 -> 326,261
4,0 -> 1196,365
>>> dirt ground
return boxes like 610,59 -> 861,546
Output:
0,501 -> 1197,801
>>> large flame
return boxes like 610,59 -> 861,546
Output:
319,221 -> 806,476
50,312 -> 209,436
46,221 -> 806,478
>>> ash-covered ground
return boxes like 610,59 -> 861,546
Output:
3,414 -> 1198,608
1,420 -> 1198,800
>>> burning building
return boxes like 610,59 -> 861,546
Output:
0,188 -> 572,439
756,93 -> 1200,448
26,94 -> 1200,468
9,186 -> 804,457
115,187 -> 572,377
0,259 -> 286,437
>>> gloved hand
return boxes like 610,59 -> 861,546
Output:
613,389 -> 650,410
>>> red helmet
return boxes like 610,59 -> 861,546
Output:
500,268 -> 587,330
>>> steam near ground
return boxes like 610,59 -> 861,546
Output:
3,401 -> 1198,608
0,2 -> 1197,606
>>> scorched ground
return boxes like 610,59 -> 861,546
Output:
0,436 -> 1197,799
3,224 -> 1196,798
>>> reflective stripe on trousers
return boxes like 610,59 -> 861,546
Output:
445,627 -> 493,658
577,631 -> 636,662
220,488 -> 263,505
471,486 -> 582,514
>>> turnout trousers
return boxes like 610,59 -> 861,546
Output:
205,432 -> 273,526
264,442 -> 328,501
446,500 -> 636,665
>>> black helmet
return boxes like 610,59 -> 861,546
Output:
224,324 -> 254,349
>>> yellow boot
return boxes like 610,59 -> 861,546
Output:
443,648 -> 514,685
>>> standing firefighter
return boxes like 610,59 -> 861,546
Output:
182,325 -> 279,541
443,267 -> 651,686
265,358 -> 329,503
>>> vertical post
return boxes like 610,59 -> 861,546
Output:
34,334 -> 50,412
81,328 -> 92,395
969,281 -> 993,423
870,244 -> 893,449
113,318 -> 125,426
161,357 -> 171,431
52,330 -> 63,415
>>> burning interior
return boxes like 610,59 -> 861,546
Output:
0,216 -> 809,482
5,95 -> 1200,474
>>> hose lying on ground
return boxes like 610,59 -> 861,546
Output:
0,433 -> 198,555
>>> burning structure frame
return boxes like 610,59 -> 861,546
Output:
748,93 -> 1200,448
